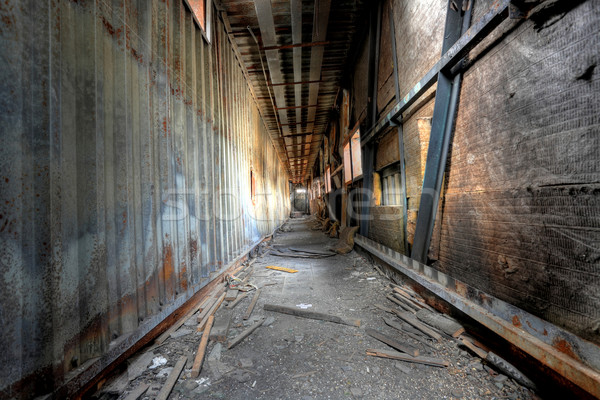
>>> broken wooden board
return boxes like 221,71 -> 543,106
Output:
382,317 -> 437,350
228,317 -> 265,349
226,292 -> 248,309
365,328 -> 419,357
392,310 -> 443,341
388,294 -> 419,313
266,265 -> 298,273
264,304 -> 361,327
154,291 -> 214,345
123,383 -> 150,400
416,309 -> 465,338
191,315 -> 214,378
366,349 -> 449,367
243,288 -> 262,320
197,292 -> 226,332
460,336 -> 488,359
209,309 -> 232,343
156,356 -> 187,400
225,288 -> 239,301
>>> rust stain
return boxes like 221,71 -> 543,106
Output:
179,263 -> 188,291
163,244 -> 174,282
512,315 -> 522,328
553,338 -> 579,360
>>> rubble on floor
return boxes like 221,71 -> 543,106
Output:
95,217 -> 538,400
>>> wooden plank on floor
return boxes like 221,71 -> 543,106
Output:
264,304 -> 361,327
225,288 -> 239,301
154,289 -> 215,345
226,291 -> 248,309
197,292 -> 226,332
382,317 -> 437,350
209,309 -> 232,343
228,317 -> 265,349
366,348 -> 449,367
191,315 -> 214,378
243,288 -> 262,320
365,328 -> 419,357
392,310 -> 443,341
155,356 -> 187,400
416,309 -> 465,338
460,336 -> 488,359
122,383 -> 150,400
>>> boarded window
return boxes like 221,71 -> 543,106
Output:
381,163 -> 402,206
351,128 -> 362,179
343,143 -> 352,184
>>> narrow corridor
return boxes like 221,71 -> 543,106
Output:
100,217 -> 535,400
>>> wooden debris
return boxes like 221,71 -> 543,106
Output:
225,288 -> 239,301
389,294 -> 419,313
266,266 -> 298,273
366,349 -> 448,367
123,383 -> 150,400
392,310 -> 443,341
197,292 -> 226,332
228,317 -> 265,349
386,294 -> 416,314
209,310 -> 232,343
226,291 -> 248,309
154,292 -> 215,345
156,356 -> 187,400
264,304 -> 361,327
393,288 -> 425,310
382,317 -> 437,350
191,315 -> 214,378
365,328 -> 419,357
375,304 -> 394,314
243,288 -> 262,320
416,309 -> 465,338
291,370 -> 318,379
460,336 -> 488,359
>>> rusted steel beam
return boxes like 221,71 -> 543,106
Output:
355,235 -> 600,398
263,40 -> 330,51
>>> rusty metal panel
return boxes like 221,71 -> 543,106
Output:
0,0 -> 290,397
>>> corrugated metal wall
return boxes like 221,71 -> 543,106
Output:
0,0 -> 289,396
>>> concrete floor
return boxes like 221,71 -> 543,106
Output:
101,217 -> 537,400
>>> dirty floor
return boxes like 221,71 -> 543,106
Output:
97,217 -> 537,400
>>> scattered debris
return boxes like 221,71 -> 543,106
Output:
264,303 -> 361,327
296,303 -> 313,309
416,309 -> 465,338
149,356 -> 167,370
197,292 -> 227,331
365,328 -> 419,357
122,383 -> 150,400
382,317 -> 437,350
191,315 -> 214,378
265,265 -> 299,273
366,349 -> 449,367
243,288 -> 262,320
210,310 -> 233,343
156,356 -> 187,400
228,317 -> 265,349
226,292 -> 248,309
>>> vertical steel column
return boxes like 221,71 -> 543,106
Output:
411,0 -> 472,263
388,2 -> 409,254
359,0 -> 382,237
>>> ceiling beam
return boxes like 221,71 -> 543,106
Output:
303,0 -> 331,179
263,41 -> 329,51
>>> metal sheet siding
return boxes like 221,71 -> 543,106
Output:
0,0 -> 290,396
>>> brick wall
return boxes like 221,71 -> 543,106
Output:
434,1 -> 600,344
368,206 -> 406,253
